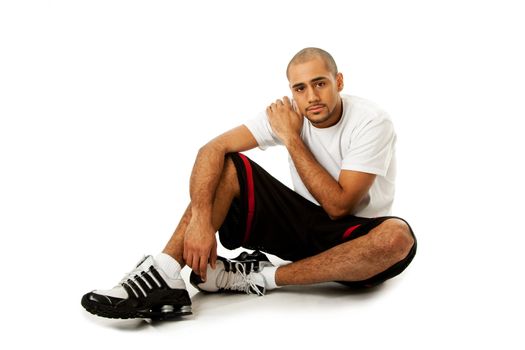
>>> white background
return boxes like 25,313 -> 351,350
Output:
1,0 -> 524,349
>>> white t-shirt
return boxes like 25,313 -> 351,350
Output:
244,94 -> 396,218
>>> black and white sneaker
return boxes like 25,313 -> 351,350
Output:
190,250 -> 274,296
81,255 -> 192,320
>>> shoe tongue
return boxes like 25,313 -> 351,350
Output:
136,255 -> 155,271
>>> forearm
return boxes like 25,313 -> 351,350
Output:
189,142 -> 227,223
285,136 -> 349,218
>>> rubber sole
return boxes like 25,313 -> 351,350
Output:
81,295 -> 192,320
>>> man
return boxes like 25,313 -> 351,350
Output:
81,47 -> 417,320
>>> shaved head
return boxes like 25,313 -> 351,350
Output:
286,47 -> 338,79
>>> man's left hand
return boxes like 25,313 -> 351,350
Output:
266,96 -> 303,145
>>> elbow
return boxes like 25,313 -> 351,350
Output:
198,140 -> 225,156
326,205 -> 353,221
198,141 -> 217,153
328,212 -> 348,221
325,196 -> 364,220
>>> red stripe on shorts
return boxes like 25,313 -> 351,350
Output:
342,224 -> 362,240
238,153 -> 255,245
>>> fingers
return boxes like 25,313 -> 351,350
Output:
199,255 -> 208,282
267,101 -> 280,113
186,250 -> 210,281
267,97 -> 292,112
274,99 -> 285,110
191,254 -> 200,278
283,97 -> 300,114
183,240 -> 190,267
183,243 -> 210,281
292,99 -> 299,113
188,252 -> 208,282
210,241 -> 217,269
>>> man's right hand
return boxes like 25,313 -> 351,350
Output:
183,216 -> 217,282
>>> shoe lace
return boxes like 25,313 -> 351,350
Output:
119,266 -> 143,285
115,256 -> 158,298
218,262 -> 264,296
118,256 -> 158,289
117,256 -> 146,284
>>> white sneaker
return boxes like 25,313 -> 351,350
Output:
81,255 -> 192,320
190,251 -> 273,296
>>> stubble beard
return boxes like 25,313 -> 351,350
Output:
306,109 -> 334,126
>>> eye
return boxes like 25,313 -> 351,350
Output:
316,81 -> 326,88
294,87 -> 304,93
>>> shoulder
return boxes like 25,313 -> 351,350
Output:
341,95 -> 393,134
343,95 -> 390,122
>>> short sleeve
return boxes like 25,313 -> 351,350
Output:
243,111 -> 283,150
341,116 -> 396,176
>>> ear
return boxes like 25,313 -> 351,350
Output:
336,72 -> 344,92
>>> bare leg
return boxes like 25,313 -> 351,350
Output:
162,157 -> 413,287
275,219 -> 415,285
162,158 -> 240,266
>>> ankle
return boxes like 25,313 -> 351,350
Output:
260,266 -> 280,290
155,253 -> 182,279
161,250 -> 185,268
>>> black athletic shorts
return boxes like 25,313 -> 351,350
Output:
218,152 -> 417,288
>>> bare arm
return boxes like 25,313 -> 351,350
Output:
183,125 -> 258,279
267,97 -> 375,219
188,125 -> 257,223
285,135 -> 375,218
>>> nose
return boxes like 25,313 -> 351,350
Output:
306,86 -> 320,103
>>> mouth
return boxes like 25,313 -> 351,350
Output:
307,104 -> 326,113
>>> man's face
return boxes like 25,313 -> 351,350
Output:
288,58 -> 344,128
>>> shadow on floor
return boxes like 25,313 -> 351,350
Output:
82,280 -> 395,329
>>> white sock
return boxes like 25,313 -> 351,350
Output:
260,266 -> 280,290
155,253 -> 182,279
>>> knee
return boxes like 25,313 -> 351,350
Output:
221,155 -> 240,196
373,219 -> 414,261
223,156 -> 238,180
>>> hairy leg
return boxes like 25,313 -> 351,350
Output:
162,158 -> 240,266
275,218 -> 415,285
